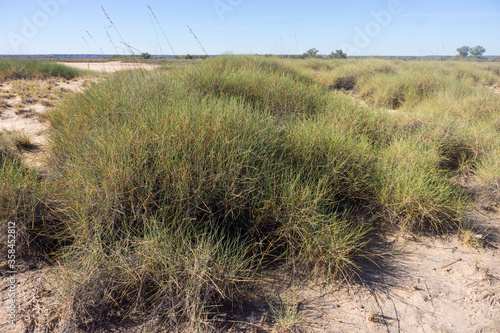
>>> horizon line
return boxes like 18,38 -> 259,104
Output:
1,53 -> 499,58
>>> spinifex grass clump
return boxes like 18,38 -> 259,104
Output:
47,60 -> 369,328
374,138 -> 465,230
0,57 -> 84,81
314,57 -> 397,90
175,55 -> 326,115
312,58 -> 500,186
356,71 -> 441,109
46,56 -> 476,329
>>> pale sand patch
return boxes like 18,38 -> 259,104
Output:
293,234 -> 499,332
58,61 -> 160,73
489,86 -> 500,95
0,77 -> 94,168
52,77 -> 94,93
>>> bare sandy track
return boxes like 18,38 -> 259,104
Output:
58,61 -> 160,73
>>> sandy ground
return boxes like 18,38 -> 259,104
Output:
59,61 -> 160,73
490,86 -> 500,95
0,77 -> 91,168
297,234 -> 499,332
0,75 -> 499,332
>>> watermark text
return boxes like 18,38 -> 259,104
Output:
6,221 -> 17,325
340,0 -> 408,54
8,0 -> 72,51
213,0 -> 243,20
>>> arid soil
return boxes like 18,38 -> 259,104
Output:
295,232 -> 499,332
0,70 -> 499,333
58,61 -> 160,73
0,77 -> 91,169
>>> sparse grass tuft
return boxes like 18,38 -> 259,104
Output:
10,79 -> 65,105
459,227 -> 485,248
1,130 -> 38,151
0,99 -> 10,109
267,293 -> 304,333
13,133 -> 38,150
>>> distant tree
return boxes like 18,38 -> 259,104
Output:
469,45 -> 486,58
329,49 -> 347,59
140,52 -> 151,59
184,54 -> 194,59
305,48 -> 319,58
457,46 -> 470,58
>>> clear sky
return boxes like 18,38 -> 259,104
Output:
1,0 -> 499,56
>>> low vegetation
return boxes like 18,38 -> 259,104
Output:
0,148 -> 57,257
1,56 -> 499,331
0,57 -> 84,82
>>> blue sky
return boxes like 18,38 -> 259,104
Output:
1,0 -> 499,56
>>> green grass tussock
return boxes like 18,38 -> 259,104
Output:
475,145 -> 500,186
375,139 -> 465,230
46,59 -> 374,327
0,57 -> 84,81
64,222 -> 254,331
315,58 -> 500,186
176,55 -> 325,115
357,71 -> 441,109
314,58 -> 397,89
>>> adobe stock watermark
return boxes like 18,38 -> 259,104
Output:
8,0 -> 72,52
213,0 -> 243,20
340,0 -> 411,55
6,221 -> 17,326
